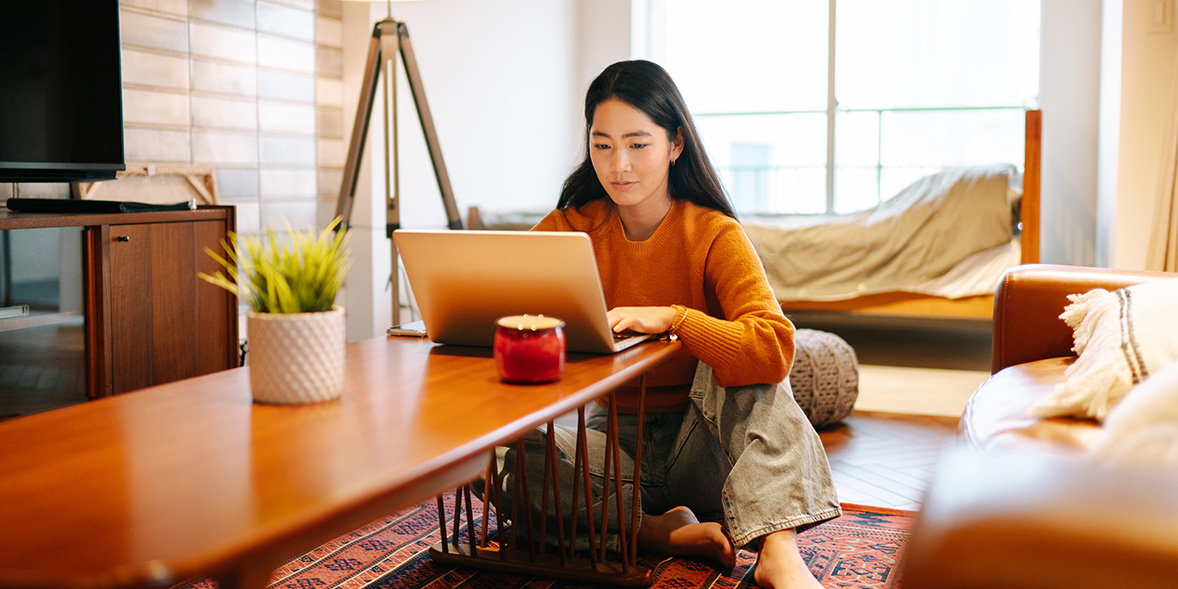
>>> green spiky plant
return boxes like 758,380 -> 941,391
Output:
200,217 -> 352,314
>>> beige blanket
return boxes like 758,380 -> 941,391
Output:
744,164 -> 1016,301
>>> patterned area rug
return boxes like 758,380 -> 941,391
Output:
176,494 -> 912,589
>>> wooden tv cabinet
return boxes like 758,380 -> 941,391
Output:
0,205 -> 239,400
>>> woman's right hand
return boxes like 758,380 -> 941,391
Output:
606,306 -> 678,334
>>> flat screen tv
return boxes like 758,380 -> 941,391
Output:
0,1 -> 126,183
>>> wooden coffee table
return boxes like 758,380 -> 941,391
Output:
0,335 -> 680,589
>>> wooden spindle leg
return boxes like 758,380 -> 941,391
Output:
568,411 -> 584,560
608,392 -> 630,572
452,487 -> 463,543
436,495 -> 449,553
599,399 -> 614,562
545,419 -> 568,565
480,457 -> 492,548
629,374 -> 648,566
510,441 -> 522,555
464,485 -> 477,554
577,406 -> 600,570
516,438 -> 537,561
490,448 -> 507,561
540,422 -> 552,551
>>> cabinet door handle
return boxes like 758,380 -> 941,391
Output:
116,236 -> 131,242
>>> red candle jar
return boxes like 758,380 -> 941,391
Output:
493,315 -> 566,384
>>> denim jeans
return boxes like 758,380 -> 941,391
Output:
482,363 -> 842,551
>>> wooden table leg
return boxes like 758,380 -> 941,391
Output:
428,375 -> 653,586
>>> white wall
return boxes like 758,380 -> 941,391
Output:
1040,0 -> 1102,266
575,0 -> 634,108
1100,0 -> 1178,269
1098,0 -> 1124,267
341,0 -> 584,340
1035,0 -> 1178,270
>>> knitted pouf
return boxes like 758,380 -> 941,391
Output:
790,329 -> 860,428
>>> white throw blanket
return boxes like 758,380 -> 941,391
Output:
1095,360 -> 1178,466
1030,279 -> 1178,421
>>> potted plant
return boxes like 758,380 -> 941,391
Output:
201,217 -> 352,404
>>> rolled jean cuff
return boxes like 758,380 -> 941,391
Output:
729,506 -> 843,548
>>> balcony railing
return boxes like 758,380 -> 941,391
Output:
693,105 -> 1031,215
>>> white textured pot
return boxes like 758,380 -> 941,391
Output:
247,306 -> 345,404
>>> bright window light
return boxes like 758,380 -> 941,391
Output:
659,0 -> 1040,215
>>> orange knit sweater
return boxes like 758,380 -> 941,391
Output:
533,199 -> 795,412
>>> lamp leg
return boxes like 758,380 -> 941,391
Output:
382,20 -> 401,321
335,21 -> 386,228
334,17 -> 463,328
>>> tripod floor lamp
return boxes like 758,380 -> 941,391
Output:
336,0 -> 463,322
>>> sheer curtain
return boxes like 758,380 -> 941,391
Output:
1148,65 -> 1178,272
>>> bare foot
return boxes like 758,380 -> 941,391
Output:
637,506 -> 736,568
752,529 -> 823,589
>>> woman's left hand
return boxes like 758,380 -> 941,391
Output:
607,306 -> 678,334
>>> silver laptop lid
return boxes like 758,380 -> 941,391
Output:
393,230 -> 634,354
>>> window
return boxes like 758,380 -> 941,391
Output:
642,0 -> 1040,215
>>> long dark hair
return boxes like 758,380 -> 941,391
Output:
557,60 -> 735,219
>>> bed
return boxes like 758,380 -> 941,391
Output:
745,109 -> 1041,322
468,109 -> 1041,322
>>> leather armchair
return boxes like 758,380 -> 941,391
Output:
990,264 -> 1172,373
964,264 -> 1173,454
901,264 -> 1178,589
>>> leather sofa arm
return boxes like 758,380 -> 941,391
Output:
991,264 -> 1173,374
900,448 -> 1178,588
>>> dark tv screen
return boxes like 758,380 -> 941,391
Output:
0,1 -> 126,182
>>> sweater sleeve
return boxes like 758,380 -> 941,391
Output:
672,223 -> 794,387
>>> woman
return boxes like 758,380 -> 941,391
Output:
493,60 -> 840,589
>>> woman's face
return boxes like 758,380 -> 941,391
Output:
589,99 -> 683,214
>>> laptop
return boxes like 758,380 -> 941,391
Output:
391,230 -> 651,354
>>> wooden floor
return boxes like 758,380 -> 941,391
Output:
818,411 -> 959,512
797,313 -> 986,513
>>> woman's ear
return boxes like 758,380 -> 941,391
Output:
671,127 -> 685,163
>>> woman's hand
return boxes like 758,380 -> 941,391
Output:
607,306 -> 678,334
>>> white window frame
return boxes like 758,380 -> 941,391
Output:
633,0 -> 1038,215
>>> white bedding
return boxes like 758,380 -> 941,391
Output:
756,239 -> 1020,302
900,239 -> 1021,299
743,164 -> 1018,302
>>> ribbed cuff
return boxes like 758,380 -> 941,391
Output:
675,307 -> 743,364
